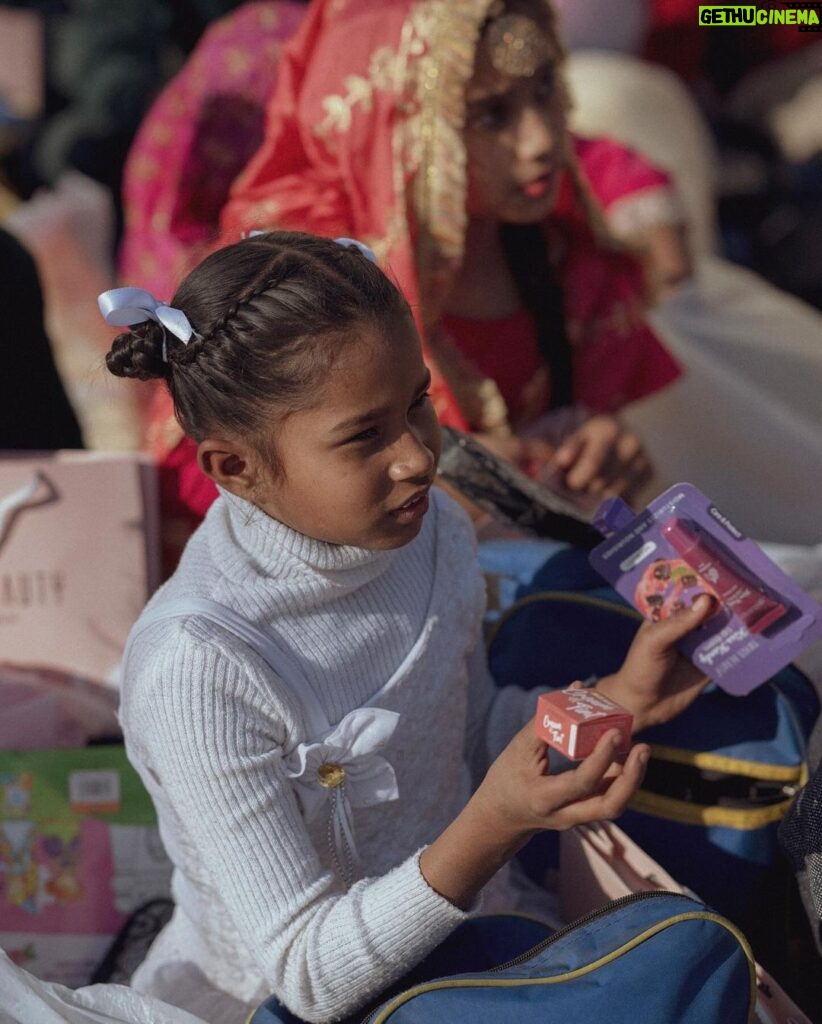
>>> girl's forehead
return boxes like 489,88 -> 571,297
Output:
466,52 -> 554,102
468,8 -> 559,100
325,315 -> 423,377
299,320 -> 426,425
482,11 -> 556,79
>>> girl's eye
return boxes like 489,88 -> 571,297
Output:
469,102 -> 508,131
534,71 -> 555,104
345,426 -> 379,445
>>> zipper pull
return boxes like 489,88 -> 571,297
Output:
747,780 -> 797,804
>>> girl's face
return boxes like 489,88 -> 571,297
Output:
463,43 -> 567,224
252,313 -> 441,550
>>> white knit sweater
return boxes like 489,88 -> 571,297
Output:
122,487 -> 543,1023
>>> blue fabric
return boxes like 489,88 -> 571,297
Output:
479,539 -> 599,623
252,895 -> 754,1024
376,897 -> 753,1023
622,668 -> 817,921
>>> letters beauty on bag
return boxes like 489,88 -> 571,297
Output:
0,452 -> 160,684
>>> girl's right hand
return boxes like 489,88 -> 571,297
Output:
475,723 -> 649,841
419,724 -> 648,910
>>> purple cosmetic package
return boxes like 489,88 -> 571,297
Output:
589,483 -> 822,695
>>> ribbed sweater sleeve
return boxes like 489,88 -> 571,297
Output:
125,624 -> 467,1023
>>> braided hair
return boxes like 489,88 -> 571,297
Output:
106,232 -> 410,457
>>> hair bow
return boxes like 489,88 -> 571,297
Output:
334,237 -> 378,264
98,287 -> 195,345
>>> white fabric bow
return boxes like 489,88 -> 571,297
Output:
334,237 -> 378,263
241,231 -> 377,264
284,707 -> 400,871
98,287 -> 195,344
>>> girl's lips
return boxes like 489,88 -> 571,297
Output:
389,491 -> 430,524
522,173 -> 554,200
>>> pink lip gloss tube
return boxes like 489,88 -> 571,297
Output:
661,518 -> 788,634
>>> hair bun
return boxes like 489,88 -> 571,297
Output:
105,323 -> 168,381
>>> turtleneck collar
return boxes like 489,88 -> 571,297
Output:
212,487 -> 401,588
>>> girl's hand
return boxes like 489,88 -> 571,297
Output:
420,724 -> 648,909
552,414 -> 653,503
596,595 -> 715,733
475,723 -> 649,839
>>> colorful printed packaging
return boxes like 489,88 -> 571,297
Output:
535,689 -> 633,760
0,745 -> 171,986
590,484 -> 822,696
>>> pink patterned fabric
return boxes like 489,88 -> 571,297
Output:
118,1 -> 306,300
575,135 -> 671,210
117,2 -> 306,572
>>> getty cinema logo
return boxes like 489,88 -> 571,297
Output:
699,2 -> 821,27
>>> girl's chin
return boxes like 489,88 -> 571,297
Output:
506,192 -> 559,223
375,510 -> 429,549
468,196 -> 552,224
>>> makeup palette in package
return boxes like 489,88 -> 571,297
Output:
589,483 -> 822,696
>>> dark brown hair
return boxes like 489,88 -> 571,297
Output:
106,231 -> 410,449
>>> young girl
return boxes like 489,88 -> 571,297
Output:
101,231 -> 712,1024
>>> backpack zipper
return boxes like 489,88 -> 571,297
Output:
632,744 -> 806,828
361,892 -> 746,1024
640,745 -> 802,804
486,890 -> 696,970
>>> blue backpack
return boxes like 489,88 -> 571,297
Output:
250,893 -> 756,1024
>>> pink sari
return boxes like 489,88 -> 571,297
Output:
118,1 -> 306,299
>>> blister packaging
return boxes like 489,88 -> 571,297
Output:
590,483 -> 822,695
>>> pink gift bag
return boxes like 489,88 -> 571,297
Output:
0,451 -> 159,687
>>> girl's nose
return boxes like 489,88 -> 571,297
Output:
514,105 -> 554,164
389,428 -> 436,481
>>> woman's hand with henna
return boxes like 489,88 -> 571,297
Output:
552,414 -> 653,503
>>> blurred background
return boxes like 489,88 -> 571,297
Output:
1,0 -> 821,455
2,0 -> 821,297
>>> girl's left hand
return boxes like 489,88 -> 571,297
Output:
596,595 -> 715,733
552,414 -> 653,503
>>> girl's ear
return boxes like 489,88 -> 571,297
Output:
197,437 -> 261,498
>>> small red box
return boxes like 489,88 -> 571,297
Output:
535,689 -> 633,760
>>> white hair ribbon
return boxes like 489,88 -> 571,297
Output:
334,237 -> 378,264
98,287 -> 195,345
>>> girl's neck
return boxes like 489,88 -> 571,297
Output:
219,487 -> 396,580
444,219 -> 521,320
